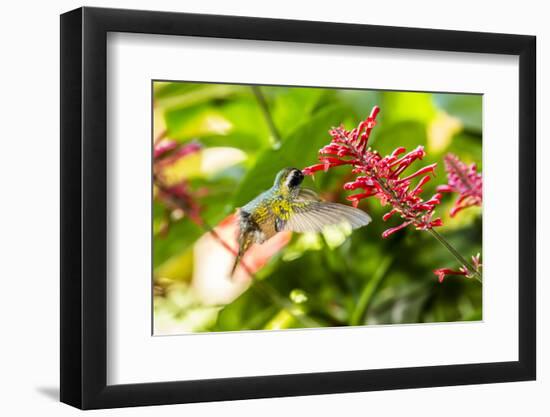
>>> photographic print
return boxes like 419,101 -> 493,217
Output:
152,81 -> 482,335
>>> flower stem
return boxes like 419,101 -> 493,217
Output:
251,86 -> 282,147
427,228 -> 482,283
350,255 -> 393,325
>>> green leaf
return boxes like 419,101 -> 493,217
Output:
153,219 -> 203,268
164,97 -> 272,150
434,93 -> 483,132
232,104 -> 350,206
215,288 -> 277,331
373,120 -> 428,157
446,132 -> 483,169
155,82 -> 245,110
165,105 -> 232,139
335,89 -> 381,120
268,87 -> 327,136
380,91 -> 437,125
196,133 -> 268,152
217,98 -> 271,147
154,81 -> 204,100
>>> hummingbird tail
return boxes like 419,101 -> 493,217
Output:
230,253 -> 242,278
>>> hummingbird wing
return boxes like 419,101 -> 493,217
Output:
280,188 -> 371,233
297,187 -> 321,201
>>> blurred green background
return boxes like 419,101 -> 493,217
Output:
152,81 -> 482,335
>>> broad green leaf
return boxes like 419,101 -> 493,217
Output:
268,87 -> 326,136
232,104 -> 350,206
380,91 -> 437,125
336,89 -> 381,120
153,219 -> 203,268
165,105 -> 232,139
154,81 -> 205,100
434,93 -> 483,132
215,288 -> 277,331
218,98 -> 271,147
164,97 -> 272,150
155,82 -> 245,110
372,120 -> 428,157
155,248 -> 194,282
196,132 -> 268,152
446,132 -> 483,170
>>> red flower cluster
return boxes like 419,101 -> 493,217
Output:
154,139 -> 202,168
437,153 -> 482,217
434,253 -> 482,283
303,106 -> 443,238
154,139 -> 203,225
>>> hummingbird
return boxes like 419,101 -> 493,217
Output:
231,167 -> 371,275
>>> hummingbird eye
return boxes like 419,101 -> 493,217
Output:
286,169 -> 304,188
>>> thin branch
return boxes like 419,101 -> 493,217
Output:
427,228 -> 482,282
251,86 -> 282,147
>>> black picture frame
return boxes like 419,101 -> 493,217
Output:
60,6 -> 536,410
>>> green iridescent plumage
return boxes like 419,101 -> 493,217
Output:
231,168 -> 372,275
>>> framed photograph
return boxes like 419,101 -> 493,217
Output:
60,6 -> 536,409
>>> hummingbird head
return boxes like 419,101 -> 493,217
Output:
274,167 -> 304,193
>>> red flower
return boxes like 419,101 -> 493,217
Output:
153,138 -> 179,159
303,106 -> 443,238
437,153 -> 482,217
154,140 -> 202,168
154,140 -> 204,226
433,267 -> 468,283
434,253 -> 482,283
